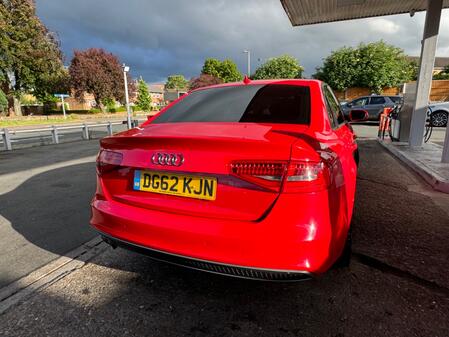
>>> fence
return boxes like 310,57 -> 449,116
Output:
0,121 -> 125,151
334,80 -> 449,102
334,87 -> 400,101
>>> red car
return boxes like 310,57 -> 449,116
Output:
91,79 -> 362,280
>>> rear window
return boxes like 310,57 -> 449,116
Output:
153,84 -> 311,124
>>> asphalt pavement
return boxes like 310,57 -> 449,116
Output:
0,140 -> 99,288
0,126 -> 449,336
0,123 -> 128,151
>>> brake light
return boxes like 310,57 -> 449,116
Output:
230,160 -> 329,192
231,162 -> 286,191
96,150 -> 123,175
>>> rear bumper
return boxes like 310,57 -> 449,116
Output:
100,232 -> 311,281
91,189 -> 346,275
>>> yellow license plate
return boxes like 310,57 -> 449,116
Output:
133,170 -> 217,201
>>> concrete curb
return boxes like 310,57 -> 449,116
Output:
378,139 -> 449,194
0,236 -> 107,315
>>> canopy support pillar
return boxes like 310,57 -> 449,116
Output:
409,0 -> 443,147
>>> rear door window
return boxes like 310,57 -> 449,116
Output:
323,85 -> 345,127
352,97 -> 367,106
389,96 -> 402,104
153,84 -> 311,124
369,97 -> 386,105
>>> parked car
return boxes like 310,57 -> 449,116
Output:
342,95 -> 402,121
428,102 -> 449,127
91,79 -> 364,281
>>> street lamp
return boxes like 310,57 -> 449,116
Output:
243,50 -> 251,77
122,63 -> 132,129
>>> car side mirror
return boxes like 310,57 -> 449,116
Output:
349,109 -> 368,122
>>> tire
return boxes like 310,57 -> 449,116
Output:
334,227 -> 352,268
430,110 -> 448,127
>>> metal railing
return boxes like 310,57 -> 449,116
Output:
0,120 -> 128,151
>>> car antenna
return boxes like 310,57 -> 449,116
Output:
243,75 -> 251,84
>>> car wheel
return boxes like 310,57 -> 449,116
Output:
430,111 -> 448,127
334,227 -> 352,268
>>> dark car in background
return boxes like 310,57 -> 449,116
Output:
342,95 -> 402,121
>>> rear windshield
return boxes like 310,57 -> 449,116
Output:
153,84 -> 311,124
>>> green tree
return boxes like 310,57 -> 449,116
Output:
0,0 -> 66,115
201,58 -> 242,82
313,47 -> 360,91
252,55 -> 303,80
0,88 -> 7,114
136,77 -> 152,112
433,64 -> 449,80
356,41 -> 415,93
165,74 -> 188,90
34,68 -> 71,103
314,41 -> 416,93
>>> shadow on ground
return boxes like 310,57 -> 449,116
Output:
1,247 -> 449,336
0,162 -> 97,286
1,140 -> 449,335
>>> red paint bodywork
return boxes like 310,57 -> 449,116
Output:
90,79 -> 358,276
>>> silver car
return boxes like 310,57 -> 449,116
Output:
342,95 -> 401,121
428,102 -> 449,127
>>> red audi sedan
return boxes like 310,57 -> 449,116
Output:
91,79 -> 361,280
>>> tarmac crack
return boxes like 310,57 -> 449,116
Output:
357,176 -> 408,191
353,252 -> 449,297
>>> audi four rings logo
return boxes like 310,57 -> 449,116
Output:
151,153 -> 184,166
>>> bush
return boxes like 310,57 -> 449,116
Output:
88,108 -> 102,114
108,106 -> 127,113
43,109 -> 63,115
44,109 -> 92,115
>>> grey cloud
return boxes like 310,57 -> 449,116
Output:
35,1 -> 449,82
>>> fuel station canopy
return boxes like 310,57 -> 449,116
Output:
281,0 -> 449,26
280,0 -> 449,163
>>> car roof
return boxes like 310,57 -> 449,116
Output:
355,95 -> 400,99
190,79 -> 324,93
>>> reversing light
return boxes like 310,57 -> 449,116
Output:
286,162 -> 324,181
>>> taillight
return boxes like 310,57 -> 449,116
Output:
230,162 -> 286,191
96,149 -> 123,175
283,161 -> 329,193
230,160 -> 329,192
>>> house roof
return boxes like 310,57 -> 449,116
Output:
148,83 -> 165,93
280,0 -> 449,26
408,56 -> 449,69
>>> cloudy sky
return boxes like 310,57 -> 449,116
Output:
35,0 -> 449,83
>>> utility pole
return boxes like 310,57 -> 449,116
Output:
243,50 -> 251,77
123,63 -> 132,129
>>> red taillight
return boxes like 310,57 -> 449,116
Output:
96,149 -> 123,175
230,162 -> 286,191
230,160 -> 329,192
